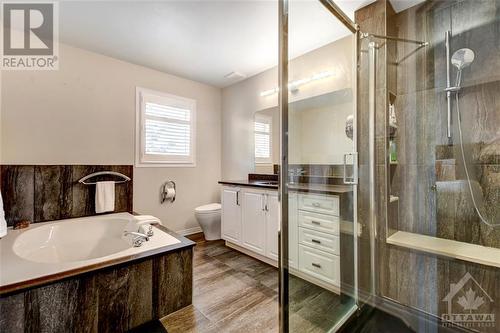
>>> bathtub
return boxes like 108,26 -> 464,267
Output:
0,212 -> 181,292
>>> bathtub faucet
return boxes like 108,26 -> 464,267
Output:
123,231 -> 150,247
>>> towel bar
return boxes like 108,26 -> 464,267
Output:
78,171 -> 131,185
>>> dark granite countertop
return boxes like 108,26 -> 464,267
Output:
218,180 -> 353,195
218,180 -> 279,189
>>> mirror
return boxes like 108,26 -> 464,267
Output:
254,107 -> 280,174
253,88 -> 353,173
289,89 -> 353,165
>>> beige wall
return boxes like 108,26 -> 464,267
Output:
221,36 -> 354,179
1,43 -> 221,234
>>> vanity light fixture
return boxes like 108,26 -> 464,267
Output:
259,70 -> 334,97
260,87 -> 280,97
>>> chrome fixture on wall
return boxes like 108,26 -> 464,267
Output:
161,180 -> 176,203
447,46 -> 499,228
445,47 -> 475,94
78,171 -> 131,185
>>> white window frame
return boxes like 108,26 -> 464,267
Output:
254,114 -> 273,164
135,87 -> 196,167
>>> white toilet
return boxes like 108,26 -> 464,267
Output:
195,203 -> 221,240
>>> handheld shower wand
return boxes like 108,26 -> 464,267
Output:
449,48 -> 499,227
451,48 -> 475,88
445,48 -> 475,92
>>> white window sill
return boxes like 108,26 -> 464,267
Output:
386,231 -> 500,269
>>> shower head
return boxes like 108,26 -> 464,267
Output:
451,48 -> 475,70
451,48 -> 475,87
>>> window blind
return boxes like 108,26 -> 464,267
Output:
144,103 -> 191,156
254,116 -> 272,163
136,88 -> 196,166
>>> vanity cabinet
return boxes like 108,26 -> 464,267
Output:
221,186 -> 242,244
221,185 -> 340,291
241,189 -> 267,255
265,191 -> 280,260
295,193 -> 340,289
221,186 -> 279,262
288,192 -> 298,269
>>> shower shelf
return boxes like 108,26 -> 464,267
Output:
386,231 -> 500,269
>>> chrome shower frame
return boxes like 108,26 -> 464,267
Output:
445,30 -> 452,139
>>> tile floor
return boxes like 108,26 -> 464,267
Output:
161,238 -> 345,333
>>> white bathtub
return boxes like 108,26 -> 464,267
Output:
0,213 -> 181,289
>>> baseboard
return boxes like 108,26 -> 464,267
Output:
176,226 -> 202,236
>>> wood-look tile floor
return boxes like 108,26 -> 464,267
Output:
161,238 -> 346,333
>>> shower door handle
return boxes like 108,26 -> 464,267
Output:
343,152 -> 358,185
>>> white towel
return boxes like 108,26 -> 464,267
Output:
0,192 -> 7,237
133,215 -> 162,226
95,181 -> 115,213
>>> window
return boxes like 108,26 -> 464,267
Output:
136,87 -> 196,166
254,114 -> 272,164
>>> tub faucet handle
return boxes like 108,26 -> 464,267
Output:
123,231 -> 149,247
145,225 -> 154,237
139,224 -> 154,237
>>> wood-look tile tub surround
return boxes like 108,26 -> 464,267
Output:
0,226 -> 195,333
0,165 -> 133,226
0,164 -> 197,332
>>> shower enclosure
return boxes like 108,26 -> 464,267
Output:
278,0 -> 500,332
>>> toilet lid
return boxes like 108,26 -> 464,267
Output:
195,203 -> 221,213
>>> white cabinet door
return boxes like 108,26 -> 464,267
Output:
265,191 -> 280,260
241,189 -> 267,255
288,192 -> 298,269
221,187 -> 242,244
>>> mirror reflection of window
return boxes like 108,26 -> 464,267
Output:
254,115 -> 272,164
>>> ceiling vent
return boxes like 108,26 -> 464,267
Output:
224,71 -> 246,80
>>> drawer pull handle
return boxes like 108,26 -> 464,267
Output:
312,202 -> 321,207
312,263 -> 322,268
311,221 -> 321,225
311,239 -> 321,244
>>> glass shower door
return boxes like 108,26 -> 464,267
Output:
278,1 -> 359,331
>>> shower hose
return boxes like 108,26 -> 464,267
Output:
455,93 -> 500,227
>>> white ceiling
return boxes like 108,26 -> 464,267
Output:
59,0 -> 424,88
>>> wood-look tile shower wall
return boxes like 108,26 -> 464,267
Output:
356,0 -> 500,332
0,165 -> 133,226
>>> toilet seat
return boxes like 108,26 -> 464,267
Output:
195,203 -> 221,214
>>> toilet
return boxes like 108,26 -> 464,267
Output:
194,203 -> 221,240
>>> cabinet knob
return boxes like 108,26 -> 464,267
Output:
311,221 -> 321,225
312,202 -> 320,207
312,263 -> 322,268
311,239 -> 321,244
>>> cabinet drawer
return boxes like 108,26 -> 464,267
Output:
298,210 -> 339,235
299,227 -> 339,255
298,245 -> 339,286
298,194 -> 339,216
